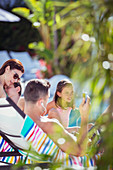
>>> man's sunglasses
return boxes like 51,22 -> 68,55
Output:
13,71 -> 20,81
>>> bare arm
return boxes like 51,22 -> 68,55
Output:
46,101 -> 62,123
48,108 -> 62,123
17,97 -> 25,111
0,84 -> 6,98
66,123 -> 94,135
66,126 -> 80,134
37,97 -> 90,156
46,101 -> 56,114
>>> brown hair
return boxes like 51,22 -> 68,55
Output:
0,59 -> 24,75
54,79 -> 74,109
24,79 -> 51,103
14,82 -> 22,96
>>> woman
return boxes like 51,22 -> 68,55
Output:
0,59 -> 24,98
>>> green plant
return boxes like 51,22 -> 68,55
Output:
12,0 -> 113,169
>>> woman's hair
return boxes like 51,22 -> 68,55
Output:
54,79 -> 74,108
0,59 -> 24,75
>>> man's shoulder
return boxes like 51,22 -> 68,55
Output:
40,116 -> 62,133
41,116 -> 59,124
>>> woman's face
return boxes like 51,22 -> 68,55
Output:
4,66 -> 23,86
58,85 -> 74,103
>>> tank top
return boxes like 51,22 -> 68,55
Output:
56,107 -> 72,128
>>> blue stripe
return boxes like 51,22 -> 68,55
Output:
41,138 -> 51,154
90,158 -> 93,166
24,122 -> 34,138
14,156 -> 17,164
2,156 -> 6,161
46,141 -> 54,154
80,156 -> 82,165
21,116 -> 35,138
21,155 -> 23,160
69,156 -> 72,165
0,137 -> 4,148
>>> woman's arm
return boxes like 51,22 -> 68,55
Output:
17,97 -> 25,111
0,84 -> 6,98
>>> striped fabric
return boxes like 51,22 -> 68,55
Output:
21,115 -> 83,168
21,115 -> 98,168
0,135 -> 32,164
0,114 -> 100,167
0,135 -> 101,167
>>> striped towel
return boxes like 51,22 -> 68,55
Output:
0,135 -> 32,164
21,115 -> 101,168
20,115 -> 84,167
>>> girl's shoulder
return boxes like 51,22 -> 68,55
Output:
46,100 -> 56,114
47,100 -> 56,108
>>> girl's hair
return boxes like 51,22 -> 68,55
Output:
0,59 -> 24,75
54,79 -> 74,108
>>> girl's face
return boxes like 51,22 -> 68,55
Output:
58,85 -> 74,103
4,66 -> 23,86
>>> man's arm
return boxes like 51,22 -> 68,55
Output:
66,126 -> 80,134
37,97 -> 90,156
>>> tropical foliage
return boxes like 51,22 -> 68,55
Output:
12,0 -> 113,169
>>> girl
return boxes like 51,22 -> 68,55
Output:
46,79 -> 75,128
47,79 -> 93,134
0,59 -> 24,98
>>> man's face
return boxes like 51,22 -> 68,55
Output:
5,84 -> 19,97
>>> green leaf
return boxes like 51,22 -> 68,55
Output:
12,7 -> 30,18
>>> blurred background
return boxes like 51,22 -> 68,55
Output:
0,0 -> 112,122
0,0 -> 113,168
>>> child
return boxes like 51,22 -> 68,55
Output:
46,79 -> 75,128
47,79 -> 93,133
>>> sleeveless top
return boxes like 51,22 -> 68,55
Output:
56,107 -> 72,128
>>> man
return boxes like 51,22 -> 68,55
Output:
5,82 -> 22,104
20,79 -> 91,167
